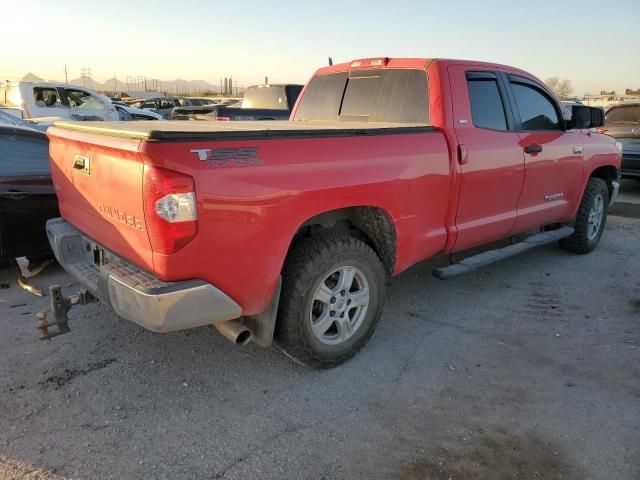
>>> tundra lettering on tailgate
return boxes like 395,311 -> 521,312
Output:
97,204 -> 143,231
190,147 -> 265,168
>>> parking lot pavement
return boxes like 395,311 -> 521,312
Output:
1,213 -> 638,480
610,179 -> 640,219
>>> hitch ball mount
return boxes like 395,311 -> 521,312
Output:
36,285 -> 96,340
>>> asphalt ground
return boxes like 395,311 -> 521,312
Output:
1,183 -> 638,480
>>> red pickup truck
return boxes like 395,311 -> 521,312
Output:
43,57 -> 621,368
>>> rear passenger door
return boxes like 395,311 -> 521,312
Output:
449,66 -> 525,251
504,75 -> 584,232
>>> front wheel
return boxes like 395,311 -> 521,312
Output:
560,177 -> 609,254
275,234 -> 386,368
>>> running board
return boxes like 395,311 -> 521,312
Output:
433,227 -> 574,280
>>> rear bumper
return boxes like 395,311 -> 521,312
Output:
46,218 -> 242,332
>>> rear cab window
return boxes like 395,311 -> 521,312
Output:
294,69 -> 429,123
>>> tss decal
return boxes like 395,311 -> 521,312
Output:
190,147 -> 264,168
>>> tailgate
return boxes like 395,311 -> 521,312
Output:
47,126 -> 154,271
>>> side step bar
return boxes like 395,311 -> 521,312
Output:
433,227 -> 574,280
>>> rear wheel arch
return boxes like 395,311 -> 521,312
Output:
289,206 -> 397,274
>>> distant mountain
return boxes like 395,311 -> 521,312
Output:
21,72 -> 45,82
15,73 -> 223,94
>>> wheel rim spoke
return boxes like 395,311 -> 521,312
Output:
311,310 -> 335,337
349,288 -> 369,308
335,317 -> 353,341
314,283 -> 334,305
335,267 -> 356,293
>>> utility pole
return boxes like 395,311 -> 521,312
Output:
64,65 -> 68,84
114,73 -> 117,92
80,67 -> 91,87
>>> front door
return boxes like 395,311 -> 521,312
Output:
505,75 -> 584,232
449,66 -> 525,251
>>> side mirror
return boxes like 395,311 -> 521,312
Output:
571,105 -> 605,129
590,107 -> 604,128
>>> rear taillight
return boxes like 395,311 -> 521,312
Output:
597,127 -> 607,134
143,166 -> 197,254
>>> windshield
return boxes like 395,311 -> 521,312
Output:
241,86 -> 288,110
606,105 -> 640,124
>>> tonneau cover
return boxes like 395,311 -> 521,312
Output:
52,120 -> 433,141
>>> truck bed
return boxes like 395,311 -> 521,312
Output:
53,120 -> 433,141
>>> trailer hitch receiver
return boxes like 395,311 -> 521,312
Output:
36,285 -> 96,340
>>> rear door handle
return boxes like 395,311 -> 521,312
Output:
524,144 -> 543,154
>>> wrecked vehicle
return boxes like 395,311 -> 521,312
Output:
0,125 -> 58,265
112,102 -> 163,121
185,97 -> 219,106
0,82 -> 119,121
43,57 -> 620,367
171,84 -> 303,120
135,97 -> 191,119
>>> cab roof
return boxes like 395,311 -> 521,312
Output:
314,57 -> 530,77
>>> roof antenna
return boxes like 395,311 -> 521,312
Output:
328,57 -> 333,66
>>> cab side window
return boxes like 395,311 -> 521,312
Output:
33,87 -> 61,108
510,81 -> 561,131
467,76 -> 508,131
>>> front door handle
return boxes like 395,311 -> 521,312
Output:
524,144 -> 543,154
457,144 -> 468,165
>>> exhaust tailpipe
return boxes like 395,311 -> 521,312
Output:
214,319 -> 252,346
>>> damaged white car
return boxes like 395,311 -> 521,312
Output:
0,81 -> 119,121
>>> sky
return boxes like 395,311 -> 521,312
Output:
3,0 -> 639,96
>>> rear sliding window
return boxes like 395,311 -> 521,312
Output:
294,69 -> 429,124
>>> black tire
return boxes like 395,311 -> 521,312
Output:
275,234 -> 386,368
560,177 -> 609,254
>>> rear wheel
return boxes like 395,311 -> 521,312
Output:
560,177 -> 609,254
275,234 -> 386,368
